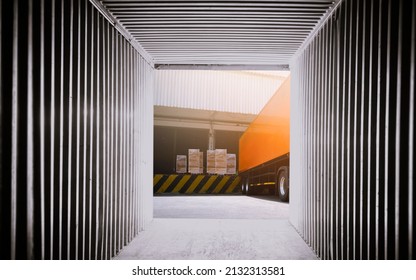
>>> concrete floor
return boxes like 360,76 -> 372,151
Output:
114,195 -> 317,260
154,195 -> 290,219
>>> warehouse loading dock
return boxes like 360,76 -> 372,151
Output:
0,0 -> 414,262
146,72 -> 298,259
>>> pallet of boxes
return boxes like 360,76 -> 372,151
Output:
214,149 -> 227,175
206,150 -> 216,174
206,149 -> 236,175
226,153 -> 236,175
176,155 -> 187,173
188,149 -> 203,174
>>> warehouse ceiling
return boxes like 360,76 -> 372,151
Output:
96,0 -> 336,69
154,106 -> 256,131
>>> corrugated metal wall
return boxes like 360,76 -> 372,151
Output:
290,0 -> 415,260
155,70 -> 287,115
0,0 -> 154,260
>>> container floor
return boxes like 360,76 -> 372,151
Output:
114,196 -> 317,260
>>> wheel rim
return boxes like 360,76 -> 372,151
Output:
279,176 -> 286,195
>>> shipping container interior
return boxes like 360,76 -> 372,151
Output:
0,0 -> 414,261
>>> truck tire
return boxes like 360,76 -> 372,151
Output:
276,168 -> 289,202
242,178 -> 248,195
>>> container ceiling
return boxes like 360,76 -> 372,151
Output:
98,0 -> 336,68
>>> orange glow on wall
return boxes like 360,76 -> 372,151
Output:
239,76 -> 290,172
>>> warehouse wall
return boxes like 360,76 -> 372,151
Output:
0,0 -> 154,260
155,70 -> 285,115
290,0 -> 415,260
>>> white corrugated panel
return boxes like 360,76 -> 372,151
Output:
138,57 -> 155,230
100,0 -> 334,67
154,70 -> 289,115
289,63 -> 302,235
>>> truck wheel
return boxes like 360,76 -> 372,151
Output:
276,169 -> 289,202
242,178 -> 247,195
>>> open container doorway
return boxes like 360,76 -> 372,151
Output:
113,70 -> 318,260
152,69 -> 290,205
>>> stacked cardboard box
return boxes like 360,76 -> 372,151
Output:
215,149 -> 227,175
176,155 -> 187,173
206,150 -> 216,174
188,149 -> 200,174
199,152 -> 204,174
186,149 -> 234,174
226,154 -> 236,174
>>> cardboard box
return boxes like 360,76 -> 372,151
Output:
199,152 -> 204,174
226,153 -> 236,174
215,149 -> 227,174
188,149 -> 200,174
206,150 -> 216,174
176,155 -> 187,173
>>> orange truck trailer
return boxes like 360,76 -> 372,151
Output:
239,76 -> 290,201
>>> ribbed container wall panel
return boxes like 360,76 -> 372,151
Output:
155,70 -> 285,115
290,0 -> 415,260
0,0 -> 154,260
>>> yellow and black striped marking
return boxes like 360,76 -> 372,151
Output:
153,174 -> 242,194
